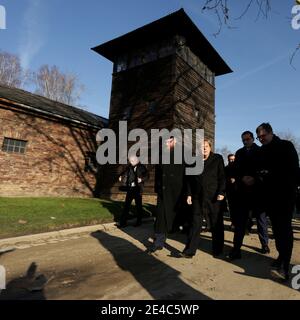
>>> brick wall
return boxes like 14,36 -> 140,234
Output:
0,104 -> 100,197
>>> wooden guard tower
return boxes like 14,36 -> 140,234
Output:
92,9 -> 232,202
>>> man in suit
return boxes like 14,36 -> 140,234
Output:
118,155 -> 148,227
227,131 -> 270,261
225,154 -> 237,228
256,123 -> 299,281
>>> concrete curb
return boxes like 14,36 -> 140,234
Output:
0,223 -> 114,251
0,218 -> 155,251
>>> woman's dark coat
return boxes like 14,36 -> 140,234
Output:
187,153 -> 226,217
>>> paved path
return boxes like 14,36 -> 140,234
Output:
0,218 -> 300,300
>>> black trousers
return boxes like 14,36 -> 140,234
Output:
268,203 -> 294,270
120,187 -> 143,224
185,198 -> 224,256
227,191 -> 238,227
296,190 -> 300,213
233,206 -> 269,252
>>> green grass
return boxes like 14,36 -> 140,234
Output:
0,197 -> 154,239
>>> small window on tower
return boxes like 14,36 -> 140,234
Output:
2,137 -> 27,154
122,107 -> 132,120
148,101 -> 157,114
115,55 -> 128,73
194,108 -> 200,121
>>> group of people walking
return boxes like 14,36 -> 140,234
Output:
118,122 -> 300,281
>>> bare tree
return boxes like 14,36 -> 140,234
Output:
33,65 -> 84,106
216,145 -> 233,164
202,0 -> 272,36
0,51 -> 29,88
278,131 -> 300,158
201,1 -> 299,65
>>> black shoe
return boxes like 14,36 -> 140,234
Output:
271,257 -> 282,269
261,245 -> 270,254
212,250 -> 223,258
226,250 -> 241,261
178,251 -> 194,259
146,245 -> 163,254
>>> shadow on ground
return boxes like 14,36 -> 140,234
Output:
110,212 -> 298,291
101,200 -> 156,224
0,262 -> 47,300
91,230 -> 211,300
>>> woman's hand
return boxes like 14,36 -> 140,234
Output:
118,176 -> 122,182
137,178 -> 142,183
187,196 -> 192,205
217,194 -> 225,201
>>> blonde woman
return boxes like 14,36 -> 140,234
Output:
182,139 -> 226,258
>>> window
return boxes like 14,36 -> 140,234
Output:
122,106 -> 132,120
2,138 -> 27,154
194,107 -> 201,122
148,101 -> 157,114
84,152 -> 97,172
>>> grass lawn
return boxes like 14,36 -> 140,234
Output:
0,197 -> 154,239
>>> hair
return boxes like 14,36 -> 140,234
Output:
241,131 -> 254,139
204,139 -> 212,148
256,122 -> 273,134
227,154 -> 235,160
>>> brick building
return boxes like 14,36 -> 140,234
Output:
0,85 -> 107,197
92,9 -> 232,201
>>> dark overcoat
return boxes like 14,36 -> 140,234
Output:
259,135 -> 299,211
234,143 -> 263,210
187,153 -> 226,220
154,158 -> 185,234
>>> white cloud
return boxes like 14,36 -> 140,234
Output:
19,0 -> 45,69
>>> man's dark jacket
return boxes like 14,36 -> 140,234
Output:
259,135 -> 299,210
234,143 -> 263,208
121,163 -> 148,192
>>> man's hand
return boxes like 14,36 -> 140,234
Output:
187,196 -> 192,205
217,195 -> 225,201
137,178 -> 142,184
230,178 -> 235,184
118,176 -> 122,182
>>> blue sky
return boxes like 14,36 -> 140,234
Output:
0,0 -> 299,152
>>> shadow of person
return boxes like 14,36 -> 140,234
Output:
90,230 -> 211,300
195,234 -> 297,289
0,262 -> 48,300
101,199 -> 155,225
100,200 -> 183,254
